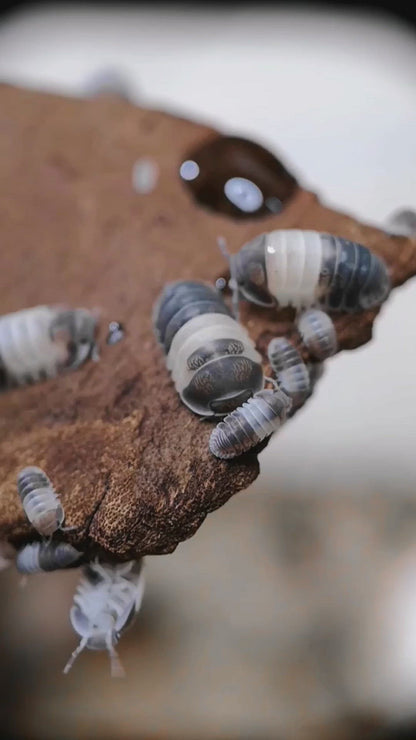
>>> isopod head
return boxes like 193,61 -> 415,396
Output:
232,233 -> 274,307
182,354 -> 264,416
50,309 -> 98,369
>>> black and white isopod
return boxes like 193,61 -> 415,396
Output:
16,542 -> 82,574
153,280 -> 264,416
0,305 -> 98,388
17,466 -> 66,538
222,229 -> 390,312
267,337 -> 310,411
209,389 -> 292,459
297,308 -> 337,360
63,559 -> 145,678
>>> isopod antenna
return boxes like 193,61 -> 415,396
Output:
63,636 -> 88,675
217,236 -> 240,321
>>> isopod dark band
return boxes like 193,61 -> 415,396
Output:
155,281 -> 231,351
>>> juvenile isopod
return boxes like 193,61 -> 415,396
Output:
16,542 -> 82,574
267,337 -> 310,410
297,308 -> 338,360
209,389 -> 292,459
153,280 -> 264,416
17,466 -> 66,537
63,559 -> 145,677
0,306 -> 98,387
83,67 -> 133,100
385,208 -> 416,237
220,229 -> 390,312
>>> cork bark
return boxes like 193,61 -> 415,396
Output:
0,84 -> 415,560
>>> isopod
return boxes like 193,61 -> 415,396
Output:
220,229 -> 390,312
17,466 -> 66,537
153,280 -> 264,416
267,337 -> 310,410
209,389 -> 292,459
16,542 -> 82,574
385,208 -> 416,237
297,308 -> 338,360
63,559 -> 145,678
83,67 -> 133,100
0,306 -> 98,387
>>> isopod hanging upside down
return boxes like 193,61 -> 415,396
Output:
267,337 -> 310,412
0,305 -> 98,388
153,280 -> 264,416
297,308 -> 337,360
209,389 -> 291,459
16,542 -> 82,574
219,229 -> 390,312
63,559 -> 145,678
17,466 -> 66,538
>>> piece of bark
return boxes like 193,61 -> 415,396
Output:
0,84 -> 414,560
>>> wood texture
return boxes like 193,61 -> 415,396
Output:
0,84 -> 414,559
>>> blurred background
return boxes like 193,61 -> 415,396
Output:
0,3 -> 416,739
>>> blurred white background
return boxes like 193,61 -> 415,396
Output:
0,5 -> 415,738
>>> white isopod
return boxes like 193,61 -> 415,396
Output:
209,389 -> 292,459
220,229 -> 390,313
17,467 -> 66,538
16,542 -> 82,574
267,337 -> 310,411
154,280 -> 264,416
0,305 -> 98,388
297,308 -> 338,360
63,559 -> 145,677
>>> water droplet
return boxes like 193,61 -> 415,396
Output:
265,196 -> 283,214
179,135 -> 297,219
215,277 -> 227,292
132,158 -> 159,194
179,160 -> 200,181
106,321 -> 125,345
224,177 -> 263,213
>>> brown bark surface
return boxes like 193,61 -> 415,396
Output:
0,84 -> 414,560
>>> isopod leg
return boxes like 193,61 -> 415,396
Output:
63,636 -> 88,675
107,636 -> 126,679
217,236 -> 240,321
263,375 -> 279,391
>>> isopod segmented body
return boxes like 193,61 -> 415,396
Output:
16,542 -> 82,574
17,466 -> 65,537
0,306 -> 98,387
297,309 -> 338,360
153,280 -> 264,416
228,229 -> 390,312
267,337 -> 310,410
63,559 -> 145,677
209,389 -> 292,459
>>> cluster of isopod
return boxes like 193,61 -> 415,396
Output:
0,467 -> 145,677
0,215 -> 391,676
154,228 -> 390,459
